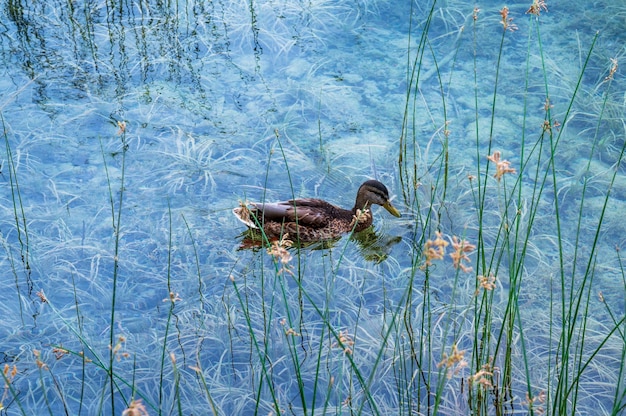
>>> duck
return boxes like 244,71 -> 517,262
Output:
233,180 -> 401,243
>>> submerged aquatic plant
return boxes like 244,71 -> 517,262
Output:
0,0 -> 624,415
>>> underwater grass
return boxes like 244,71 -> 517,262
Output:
0,0 -> 624,415
397,1 -> 626,415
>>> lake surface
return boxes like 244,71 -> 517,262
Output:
0,0 -> 624,414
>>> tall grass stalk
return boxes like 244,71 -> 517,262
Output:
397,2 -> 625,415
2,114 -> 30,326
101,127 -> 127,415
159,199 -> 175,414
3,1 -> 624,415
230,131 -> 393,414
610,250 -> 626,415
70,273 -> 87,415
40,293 -> 157,412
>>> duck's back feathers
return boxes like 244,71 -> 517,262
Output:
235,199 -> 352,230
233,180 -> 400,243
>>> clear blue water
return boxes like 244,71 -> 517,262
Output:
0,0 -> 624,414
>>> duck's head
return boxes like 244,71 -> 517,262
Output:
354,180 -> 401,217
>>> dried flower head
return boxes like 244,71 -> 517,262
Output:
3,364 -> 17,385
605,57 -> 618,81
523,390 -> 547,415
36,290 -> 48,303
117,121 -> 127,135
267,234 -> 294,275
543,97 -> 553,112
437,343 -> 468,379
33,350 -> 48,370
332,330 -> 355,355
443,120 -> 451,138
526,0 -> 548,16
1,364 -> 18,409
163,292 -> 182,303
78,351 -> 92,363
285,327 -> 301,337
422,231 -> 449,268
110,336 -> 130,361
487,151 -> 516,181
499,6 -> 518,31
469,360 -> 495,388
449,236 -> 476,273
350,208 -> 371,228
122,399 -> 149,416
476,274 -> 496,295
52,346 -> 69,360
473,7 -> 480,21
3,364 -> 16,378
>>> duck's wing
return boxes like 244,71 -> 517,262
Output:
239,199 -> 341,229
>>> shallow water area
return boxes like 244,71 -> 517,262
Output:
0,0 -> 625,414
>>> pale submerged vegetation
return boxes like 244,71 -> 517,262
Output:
0,0 -> 624,415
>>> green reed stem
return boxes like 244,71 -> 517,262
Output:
70,273 -> 86,416
289,274 -> 384,415
100,128 -> 128,415
181,214 -> 206,311
190,362 -> 219,416
399,0 -> 438,204
1,114 -> 29,325
610,249 -> 626,415
548,32 -> 598,415
158,199 -> 174,415
230,276 -> 280,412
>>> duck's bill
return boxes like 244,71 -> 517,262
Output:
383,201 -> 401,217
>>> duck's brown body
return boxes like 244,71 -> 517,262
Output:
233,180 -> 401,242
